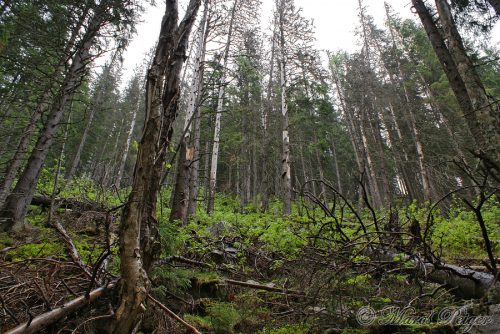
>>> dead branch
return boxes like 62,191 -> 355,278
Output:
31,195 -> 106,212
224,278 -> 304,296
4,281 -> 116,334
148,294 -> 202,334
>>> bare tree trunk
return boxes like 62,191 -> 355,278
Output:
277,1 -> 292,215
179,1 -> 209,218
207,0 -> 238,214
0,11 -> 101,232
115,90 -> 140,189
110,1 -> 201,332
67,105 -> 96,180
261,36 -> 276,212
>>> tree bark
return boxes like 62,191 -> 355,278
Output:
110,0 -> 201,332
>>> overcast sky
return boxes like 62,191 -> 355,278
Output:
119,0 -> 499,84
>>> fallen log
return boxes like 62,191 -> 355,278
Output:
5,281 -> 116,334
224,278 -> 304,296
372,250 -> 500,300
30,195 -> 106,212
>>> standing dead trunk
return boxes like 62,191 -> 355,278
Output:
207,0 -> 238,214
109,1 -> 201,332
276,0 -> 292,216
115,87 -> 140,189
173,1 -> 209,220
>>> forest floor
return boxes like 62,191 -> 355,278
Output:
0,183 -> 499,334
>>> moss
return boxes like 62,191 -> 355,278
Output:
257,323 -> 311,334
0,233 -> 15,249
184,314 -> 212,331
8,242 -> 65,261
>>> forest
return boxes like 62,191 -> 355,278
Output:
0,0 -> 499,333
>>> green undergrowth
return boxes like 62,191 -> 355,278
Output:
11,180 -> 498,333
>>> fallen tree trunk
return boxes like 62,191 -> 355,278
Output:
224,278 -> 304,296
30,195 -> 106,212
373,250 -> 499,300
424,262 -> 499,300
5,281 -> 116,334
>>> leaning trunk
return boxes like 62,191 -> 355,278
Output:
0,15 -> 100,232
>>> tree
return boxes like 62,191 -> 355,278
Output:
412,0 -> 500,170
207,0 -> 239,214
0,0 -> 139,232
109,0 -> 201,332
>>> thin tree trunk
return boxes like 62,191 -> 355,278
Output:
178,1 -> 209,218
329,136 -> 343,194
67,106 -> 95,180
277,1 -> 292,215
207,0 -> 238,214
170,140 -> 189,224
115,89 -> 140,189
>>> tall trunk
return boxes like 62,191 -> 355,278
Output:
115,91 -> 140,189
0,11 -> 101,232
412,0 -> 492,163
261,36 -> 276,212
277,1 -> 292,216
187,105 -> 202,216
359,107 -> 383,208
207,0 -> 238,213
0,4 -> 89,207
174,1 -> 209,219
327,55 -> 363,178
434,0 -> 500,163
0,90 -> 50,206
110,1 -> 201,332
